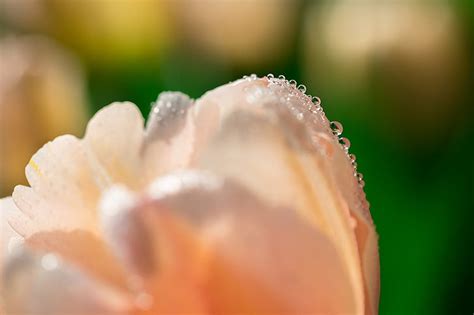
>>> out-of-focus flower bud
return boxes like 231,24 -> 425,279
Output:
0,36 -> 87,196
304,1 -> 468,148
171,0 -> 299,67
1,0 -> 173,66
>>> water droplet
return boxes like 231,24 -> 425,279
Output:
359,179 -> 366,188
297,84 -> 307,93
296,112 -> 304,120
135,292 -> 154,310
349,153 -> 356,163
250,73 -> 257,80
357,172 -> 364,181
330,121 -> 343,136
41,253 -> 59,271
289,79 -> 297,86
267,73 -> 274,79
243,75 -> 248,79
339,137 -> 351,151
278,75 -> 286,80
312,96 -> 321,106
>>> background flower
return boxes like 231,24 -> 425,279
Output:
0,36 -> 87,197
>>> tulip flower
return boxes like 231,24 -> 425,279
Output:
0,76 -> 379,314
0,36 -> 87,197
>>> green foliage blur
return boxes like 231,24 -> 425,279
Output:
1,0 -> 473,313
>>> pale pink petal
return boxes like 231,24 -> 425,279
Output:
1,197 -> 22,314
1,248 -> 131,315
189,77 -> 375,312
99,171 -> 357,314
9,134 -> 127,288
12,135 -> 100,236
84,102 -> 145,189
142,92 -> 196,183
0,198 -> 22,263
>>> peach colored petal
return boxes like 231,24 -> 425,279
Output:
0,198 -> 21,261
26,230 -> 127,288
142,92 -> 196,183
13,135 -> 100,236
9,135 -> 127,288
0,197 -> 22,313
1,249 -> 131,315
84,102 -> 145,189
193,78 -> 370,312
99,171 -> 357,314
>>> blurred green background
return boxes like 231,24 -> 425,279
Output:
0,0 -> 473,314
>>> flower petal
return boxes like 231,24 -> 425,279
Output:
190,77 -> 377,312
142,92 -> 196,183
99,171 -> 358,314
14,135 -> 100,235
0,198 -> 21,260
84,102 -> 144,189
1,248 -> 131,315
10,134 -> 128,288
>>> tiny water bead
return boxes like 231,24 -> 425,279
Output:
349,153 -> 356,163
297,84 -> 307,93
312,96 -> 321,106
330,121 -> 343,136
339,137 -> 351,151
261,74 -> 366,189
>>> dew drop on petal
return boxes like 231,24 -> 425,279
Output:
278,74 -> 286,80
339,137 -> 351,151
297,84 -> 307,93
330,121 -> 344,136
296,112 -> 304,120
349,153 -> 357,163
267,73 -> 274,79
312,96 -> 321,106
289,79 -> 297,86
